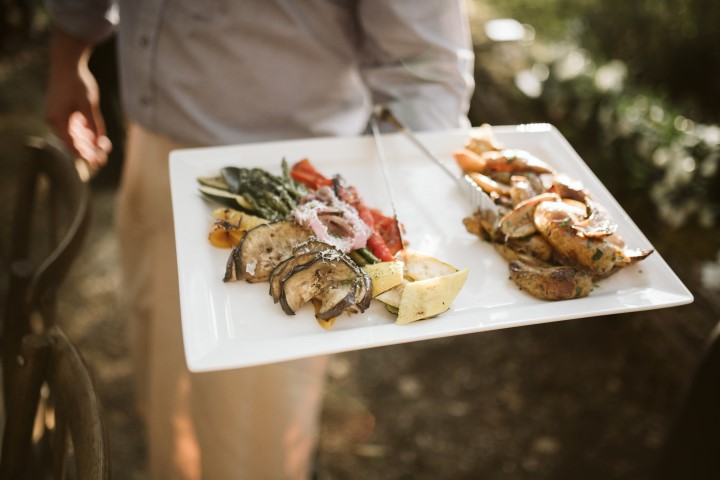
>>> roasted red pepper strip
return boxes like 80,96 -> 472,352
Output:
290,158 -> 333,189
358,211 -> 395,262
292,159 -> 398,261
371,209 -> 403,255
334,179 -> 395,262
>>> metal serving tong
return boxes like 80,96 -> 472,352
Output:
368,108 -> 406,248
371,106 -> 499,220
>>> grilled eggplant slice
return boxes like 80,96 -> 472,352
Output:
277,250 -> 373,320
270,251 -> 324,302
293,238 -> 334,255
279,251 -> 360,315
353,267 -> 372,313
224,221 -> 312,283
313,280 -> 358,320
268,239 -> 338,302
327,248 -> 372,313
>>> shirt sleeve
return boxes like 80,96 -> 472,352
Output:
357,0 -> 475,131
45,0 -> 119,43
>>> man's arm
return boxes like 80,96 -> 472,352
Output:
45,0 -> 117,166
47,27 -> 111,167
358,0 -> 475,131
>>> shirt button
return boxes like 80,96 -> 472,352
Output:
140,95 -> 151,107
139,35 -> 150,47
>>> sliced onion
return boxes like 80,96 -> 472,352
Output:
293,187 -> 372,252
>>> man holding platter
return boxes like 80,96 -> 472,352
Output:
45,1 -> 475,478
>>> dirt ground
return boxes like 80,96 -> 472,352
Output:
2,40 -> 719,480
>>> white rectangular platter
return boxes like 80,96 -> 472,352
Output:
169,124 -> 693,372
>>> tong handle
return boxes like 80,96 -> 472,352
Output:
373,106 -> 460,186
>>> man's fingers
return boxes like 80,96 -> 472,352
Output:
46,111 -> 77,155
82,100 -> 108,140
48,109 -> 112,168
69,111 -> 112,167
97,134 -> 113,154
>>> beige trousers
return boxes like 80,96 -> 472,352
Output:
115,124 -> 328,480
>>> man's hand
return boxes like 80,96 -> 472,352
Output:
46,28 -> 112,169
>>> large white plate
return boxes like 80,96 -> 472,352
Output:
169,124 -> 693,372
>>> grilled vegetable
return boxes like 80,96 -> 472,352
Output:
361,261 -> 404,297
396,269 -> 468,325
333,175 -> 397,261
208,221 -> 245,248
375,250 -> 468,325
311,279 -> 359,320
508,260 -> 593,300
277,248 -> 372,319
199,160 -> 307,221
208,208 -> 270,249
198,175 -> 230,190
290,158 -> 333,190
269,239 -> 331,303
211,207 -> 269,231
198,185 -> 255,212
224,221 -> 313,283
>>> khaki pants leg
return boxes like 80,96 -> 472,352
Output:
116,123 -> 328,480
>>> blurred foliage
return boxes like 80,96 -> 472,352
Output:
480,0 -> 720,123
471,0 -> 720,230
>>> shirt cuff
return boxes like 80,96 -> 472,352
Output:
384,96 -> 472,132
46,0 -> 118,43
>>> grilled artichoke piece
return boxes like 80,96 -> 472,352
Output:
494,243 -> 550,267
280,250 -> 372,319
224,221 -> 312,283
508,260 -> 593,301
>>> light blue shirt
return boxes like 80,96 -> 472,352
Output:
48,0 -> 475,146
